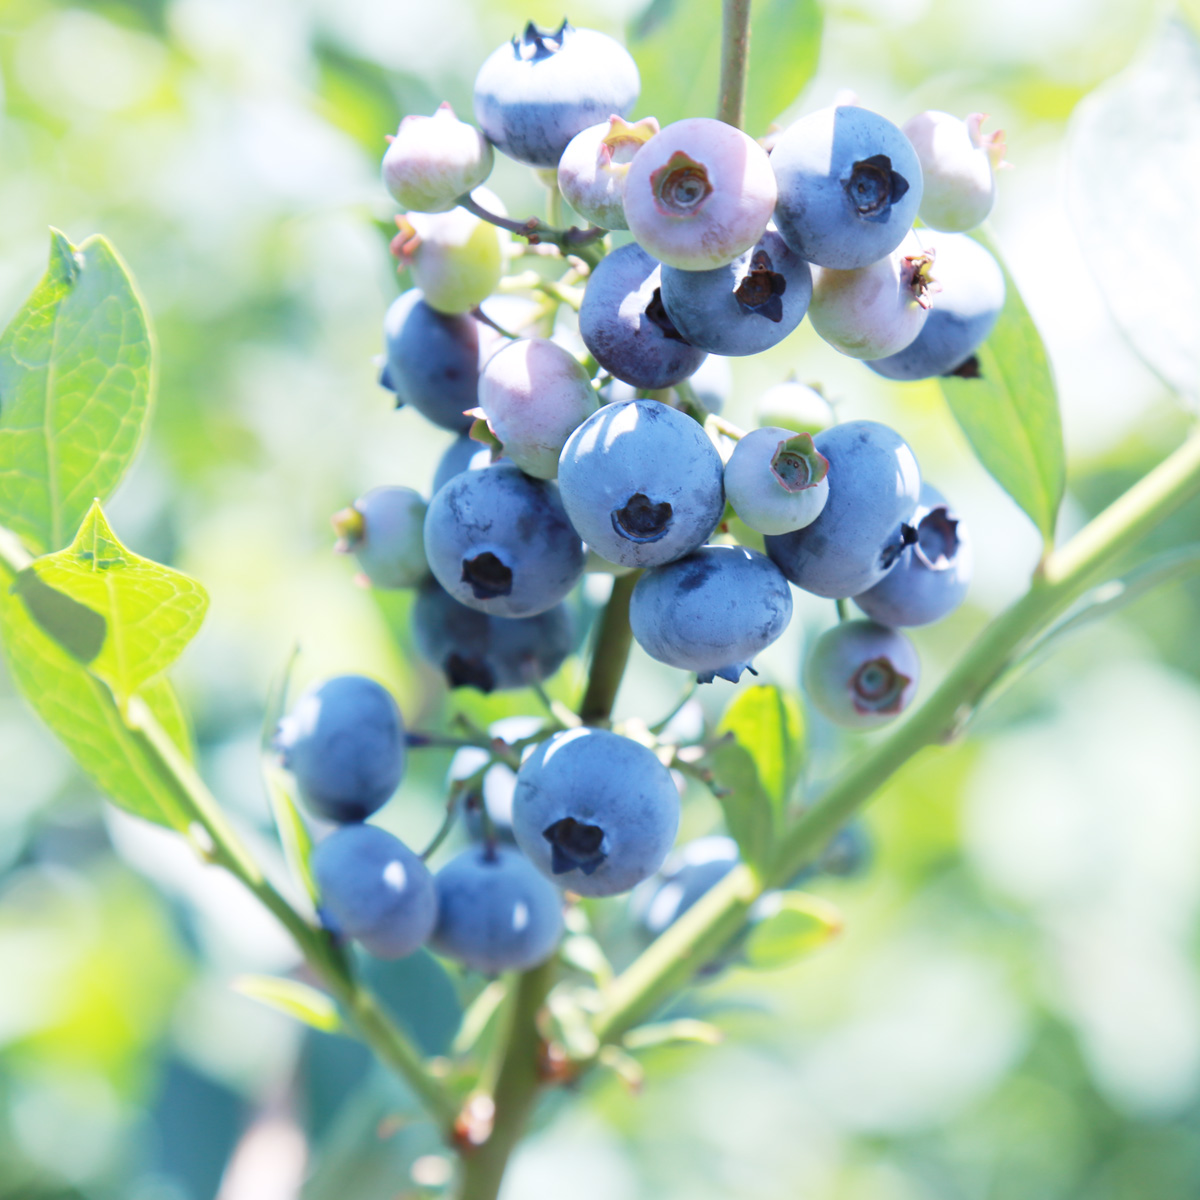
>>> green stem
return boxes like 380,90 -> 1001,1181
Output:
457,959 -> 557,1200
586,428 -> 1200,1047
578,571 -> 640,725
459,193 -> 606,267
717,0 -> 753,129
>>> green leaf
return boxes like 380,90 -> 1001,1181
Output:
715,683 -> 804,814
263,764 -> 318,906
0,230 -> 153,554
0,570 -> 193,829
234,975 -> 342,1033
1068,19 -> 1200,401
26,501 -> 208,706
938,227 -> 1065,544
704,735 -> 774,871
629,0 -> 822,135
743,891 -> 843,970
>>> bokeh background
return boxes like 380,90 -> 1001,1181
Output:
3,0 -> 1200,1196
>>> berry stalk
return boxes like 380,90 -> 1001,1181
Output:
717,0 -> 752,130
578,571 -> 640,724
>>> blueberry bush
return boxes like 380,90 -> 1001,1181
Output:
3,2 -> 1200,1198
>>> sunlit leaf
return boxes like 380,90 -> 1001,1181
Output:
263,764 -> 318,907
743,891 -> 842,969
716,683 -> 804,813
704,736 -> 773,871
0,230 -> 153,554
1069,19 -> 1200,402
939,227 -> 1065,543
26,501 -> 208,706
234,975 -> 342,1033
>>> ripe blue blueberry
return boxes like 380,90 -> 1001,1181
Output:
764,420 -> 922,599
473,21 -> 639,168
771,105 -> 923,269
578,243 -> 707,391
274,675 -> 405,822
866,231 -> 1005,381
332,486 -> 428,589
629,835 -> 739,939
853,484 -> 972,626
431,844 -> 564,973
803,619 -> 921,729
312,824 -> 437,959
723,427 -> 830,536
557,398 -> 724,569
411,579 -> 572,692
513,727 -> 680,897
629,545 -> 794,683
423,463 -> 585,618
658,231 -> 813,356
382,290 -> 482,431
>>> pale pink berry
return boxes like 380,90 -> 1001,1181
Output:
382,102 -> 494,214
623,117 -> 777,271
902,111 -> 1007,233
808,231 -> 937,360
557,115 -> 660,231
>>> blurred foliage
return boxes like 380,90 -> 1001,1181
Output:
2,0 -> 1200,1198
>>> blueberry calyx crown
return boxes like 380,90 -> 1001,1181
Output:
844,154 -> 910,218
512,18 -> 571,60
330,504 -> 365,553
850,655 -> 911,714
612,493 -> 673,542
902,250 -> 938,309
914,506 -> 960,570
644,288 -> 688,342
444,653 -> 496,692
462,551 -> 513,598
946,354 -> 982,379
733,250 -> 788,323
649,151 -> 714,216
543,816 -> 607,875
770,433 -> 829,493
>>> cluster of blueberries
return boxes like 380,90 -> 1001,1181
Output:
298,19 -> 1000,973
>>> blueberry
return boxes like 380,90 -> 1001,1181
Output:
803,619 -> 920,729
475,337 -> 600,479
448,715 -> 544,843
629,835 -> 739,939
623,117 -> 778,270
513,728 -> 680,897
808,231 -> 935,359
578,243 -> 707,391
382,102 -> 494,214
396,193 -> 505,316
432,434 -> 494,495
853,484 -> 972,626
723,427 -> 830,536
431,843 -> 564,972
473,21 -> 639,168
771,105 -> 923,269
332,486 -> 428,589
866,231 -> 1005,381
658,231 -> 813,356
789,821 -> 873,886
764,420 -> 922,599
558,398 -> 724,568
902,111 -> 1006,233
312,824 -> 437,958
630,545 -> 794,683
382,290 -> 482,432
423,463 -> 585,618
557,115 -> 660,231
274,675 -> 405,822
411,579 -> 572,692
